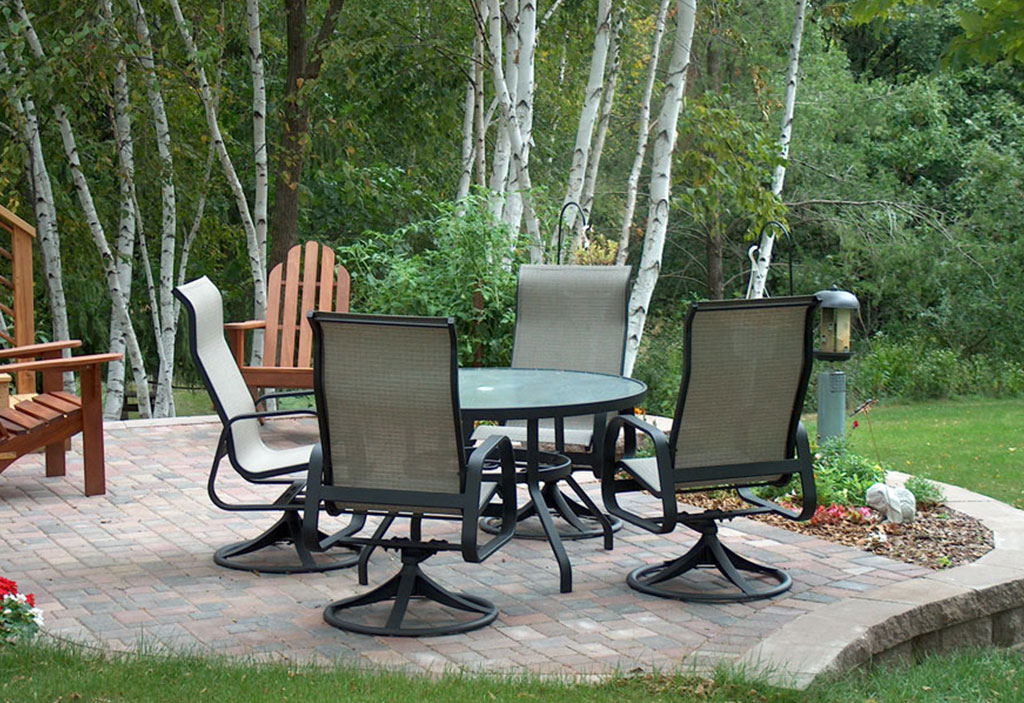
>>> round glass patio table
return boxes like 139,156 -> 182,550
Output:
459,368 -> 647,593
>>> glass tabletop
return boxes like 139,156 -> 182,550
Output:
459,367 -> 646,421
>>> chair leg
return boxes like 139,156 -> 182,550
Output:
627,521 -> 791,603
323,548 -> 498,637
214,510 -> 359,574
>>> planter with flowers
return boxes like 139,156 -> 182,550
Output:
1,577 -> 43,642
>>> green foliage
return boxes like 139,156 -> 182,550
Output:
848,335 -> 1024,401
758,437 -> 887,508
904,474 -> 946,507
811,438 -> 889,507
339,196 -> 525,367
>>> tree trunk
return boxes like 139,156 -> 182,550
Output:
623,0 -> 697,376
169,0 -> 267,342
105,24 -> 138,419
485,0 -> 542,260
747,0 -> 806,299
617,0 -> 670,265
11,0 -> 153,415
0,52 -> 71,378
134,0 -> 180,418
560,0 -> 612,257
580,5 -> 624,239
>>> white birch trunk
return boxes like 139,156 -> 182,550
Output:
485,0 -> 542,260
169,0 -> 267,342
560,0 -> 612,256
246,0 -> 269,275
623,0 -> 697,376
487,0 -> 510,218
747,0 -> 806,299
617,0 -> 670,266
501,0 -> 524,229
134,0 -> 178,417
0,51 -> 71,369
457,60 -> 476,200
580,5 -> 624,233
473,9 -> 488,189
105,18 -> 138,418
11,0 -> 153,415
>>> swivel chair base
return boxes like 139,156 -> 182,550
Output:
627,522 -> 791,603
214,511 -> 359,574
324,548 -> 497,637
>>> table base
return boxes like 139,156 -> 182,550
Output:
480,476 -> 622,543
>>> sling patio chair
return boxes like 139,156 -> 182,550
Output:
472,263 -> 631,543
303,312 -> 517,636
174,276 -> 361,574
601,295 -> 821,602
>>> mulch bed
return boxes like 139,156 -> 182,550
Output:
681,494 -> 994,571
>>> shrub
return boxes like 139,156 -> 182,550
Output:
340,196 -> 526,367
904,474 -> 946,507
759,437 -> 887,509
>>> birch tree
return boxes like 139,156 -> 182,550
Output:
624,0 -> 697,376
558,0 -> 612,257
104,0 -> 139,418
169,0 -> 268,344
484,0 -> 542,259
746,0 -> 806,299
0,50 -> 71,365
579,5 -> 624,237
616,0 -> 671,265
8,0 -> 154,416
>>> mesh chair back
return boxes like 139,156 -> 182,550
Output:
512,265 -> 630,375
311,314 -> 464,500
174,277 -> 266,466
670,297 -> 818,472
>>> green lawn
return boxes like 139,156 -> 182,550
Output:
814,397 -> 1024,510
1,639 -> 1022,703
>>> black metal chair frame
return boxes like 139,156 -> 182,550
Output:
303,313 -> 517,637
602,296 -> 820,603
175,277 -> 362,574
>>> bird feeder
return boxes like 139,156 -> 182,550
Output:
814,287 -> 859,362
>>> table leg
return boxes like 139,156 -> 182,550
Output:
525,418 -> 573,593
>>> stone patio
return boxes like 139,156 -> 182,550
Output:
1,415 -> 1022,687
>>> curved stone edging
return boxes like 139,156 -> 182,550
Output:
737,472 -> 1024,689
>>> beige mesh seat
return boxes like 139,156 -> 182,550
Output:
601,296 -> 821,602
174,277 -> 361,574
303,312 -> 517,637
472,264 -> 631,542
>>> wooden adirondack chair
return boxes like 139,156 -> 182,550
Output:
0,205 -> 121,496
225,241 -> 350,398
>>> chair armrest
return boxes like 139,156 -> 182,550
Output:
254,389 -> 314,408
0,352 -> 122,375
0,340 -> 82,361
601,413 -> 677,534
224,320 -> 265,367
463,434 -> 516,562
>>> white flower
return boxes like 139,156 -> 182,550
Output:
30,608 -> 44,626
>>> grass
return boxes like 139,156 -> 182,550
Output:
816,397 -> 1024,510
1,639 -> 1022,703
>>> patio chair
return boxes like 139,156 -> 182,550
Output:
474,264 -> 631,469
224,241 -> 350,400
601,295 -> 820,602
174,276 -> 360,574
471,264 -> 631,542
303,312 -> 517,636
